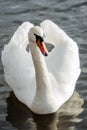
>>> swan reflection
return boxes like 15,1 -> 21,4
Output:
6,91 -> 84,130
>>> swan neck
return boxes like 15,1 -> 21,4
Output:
30,41 -> 51,91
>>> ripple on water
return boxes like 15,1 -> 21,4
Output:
0,0 -> 87,130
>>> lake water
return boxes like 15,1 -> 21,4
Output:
0,0 -> 87,130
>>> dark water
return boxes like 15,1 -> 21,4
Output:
0,0 -> 87,130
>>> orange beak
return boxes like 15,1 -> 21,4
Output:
37,39 -> 48,56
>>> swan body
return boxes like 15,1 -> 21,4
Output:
1,20 -> 81,114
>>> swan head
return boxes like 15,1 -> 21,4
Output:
29,26 -> 48,56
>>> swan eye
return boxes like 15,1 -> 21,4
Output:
34,34 -> 44,44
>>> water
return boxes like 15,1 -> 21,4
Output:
0,0 -> 87,130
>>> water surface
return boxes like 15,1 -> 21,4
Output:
0,0 -> 87,130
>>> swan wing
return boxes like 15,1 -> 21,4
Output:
1,22 -> 36,107
41,20 -> 81,99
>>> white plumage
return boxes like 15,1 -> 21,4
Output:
1,20 -> 81,114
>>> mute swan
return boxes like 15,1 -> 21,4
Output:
1,20 -> 81,114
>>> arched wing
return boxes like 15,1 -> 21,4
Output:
1,22 -> 36,106
40,20 -> 81,97
10,22 -> 34,49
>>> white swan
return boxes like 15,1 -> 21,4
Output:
1,20 -> 81,114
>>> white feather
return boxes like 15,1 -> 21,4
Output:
1,22 -> 36,107
41,20 -> 81,98
1,20 -> 81,114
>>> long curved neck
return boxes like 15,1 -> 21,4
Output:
30,41 -> 52,93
